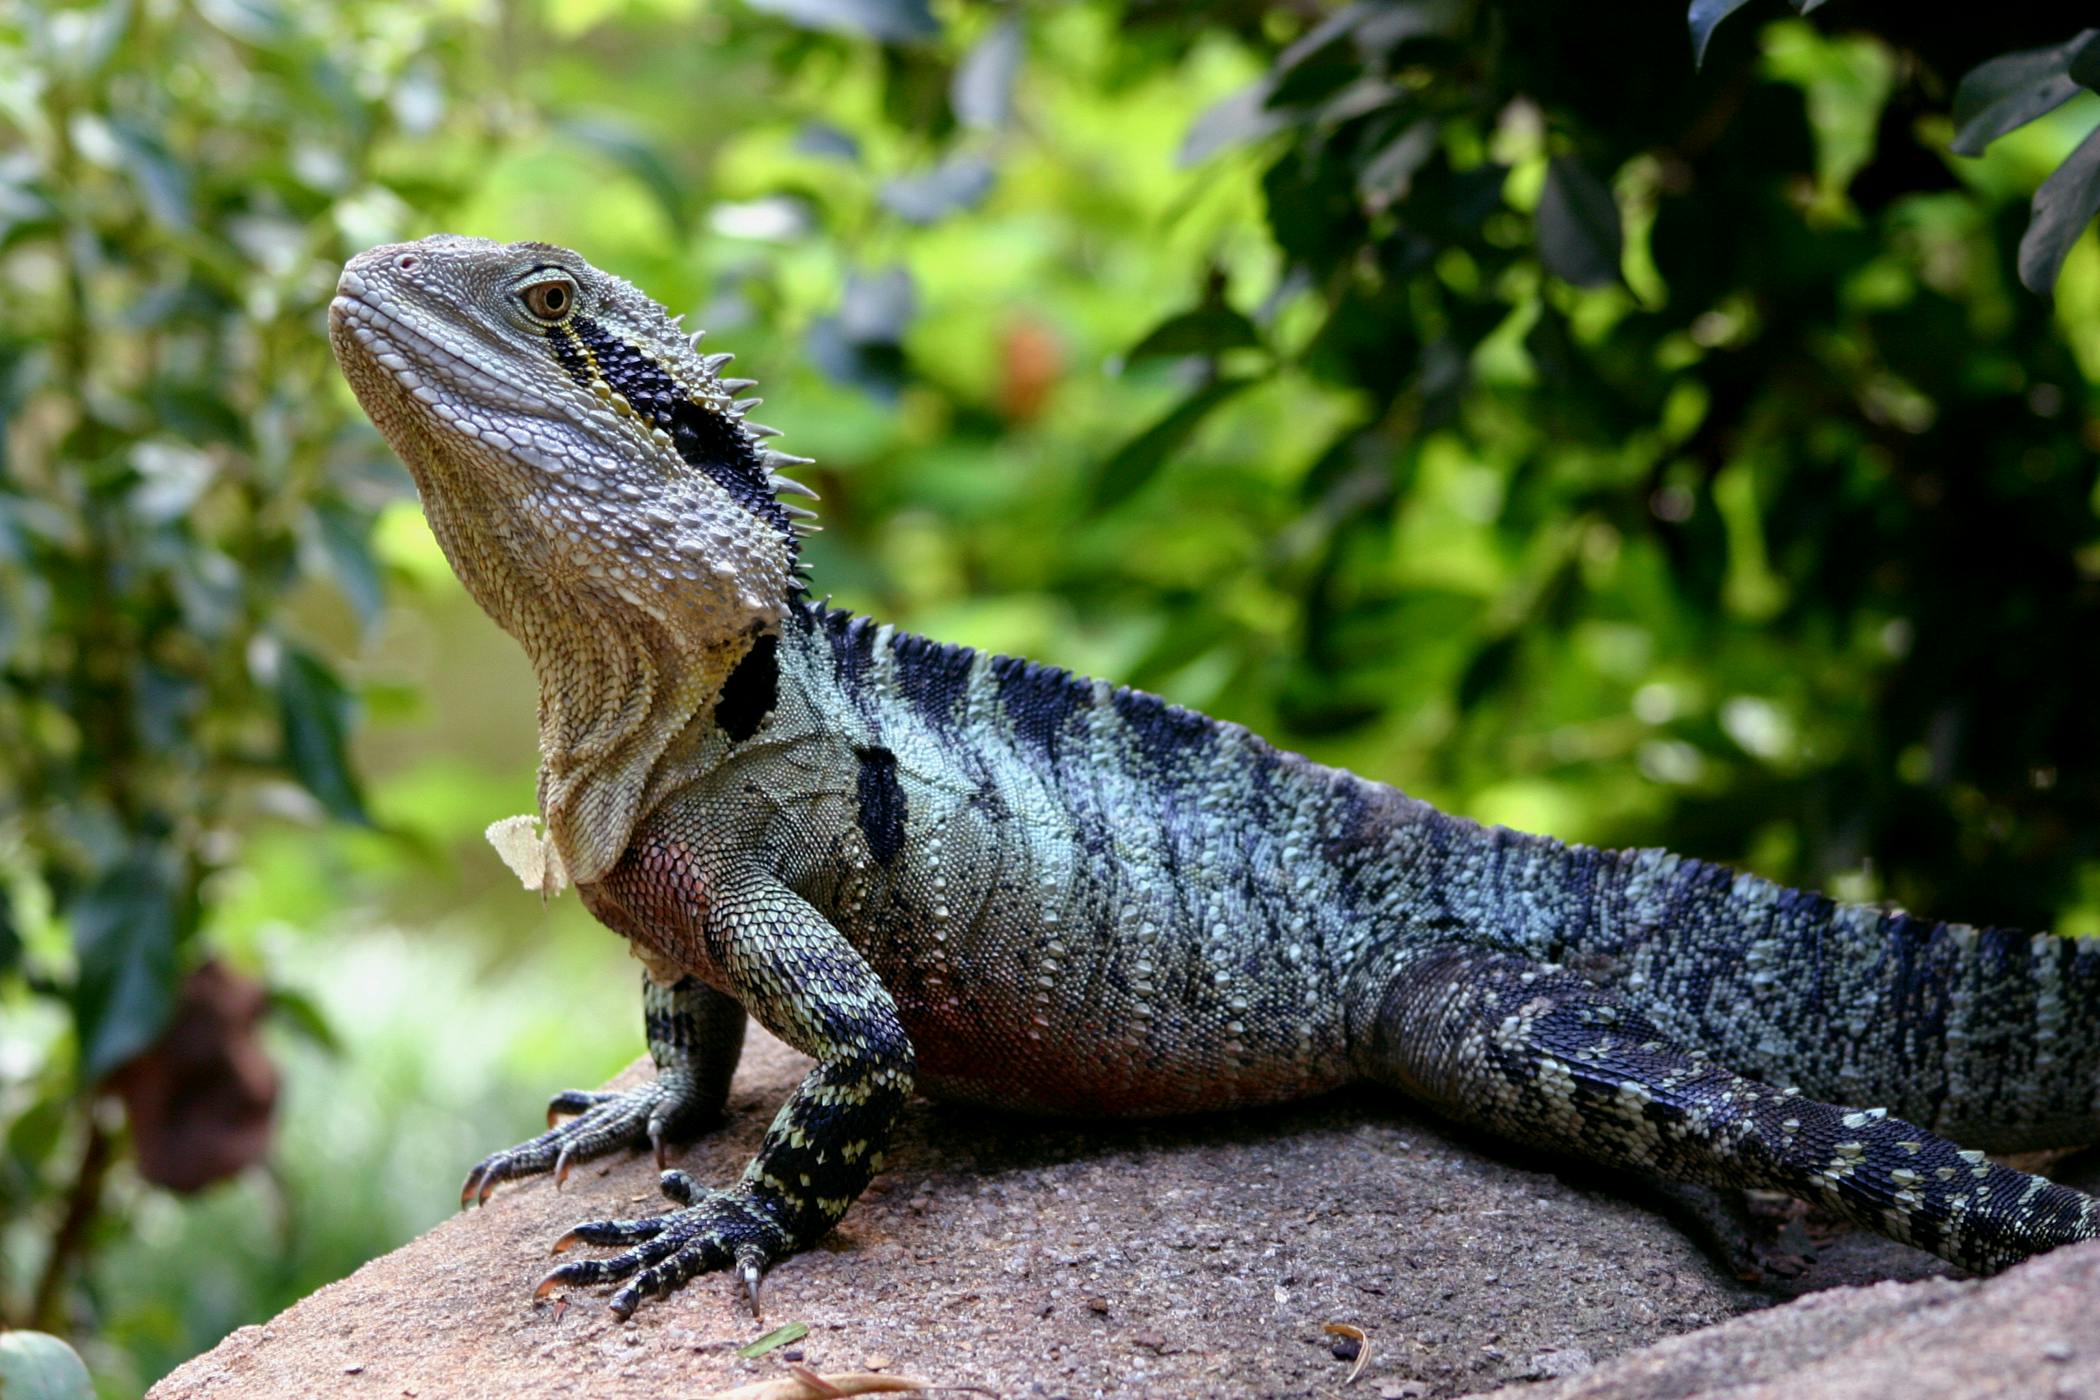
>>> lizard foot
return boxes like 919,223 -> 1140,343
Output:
460,1076 -> 710,1207
536,1169 -> 791,1319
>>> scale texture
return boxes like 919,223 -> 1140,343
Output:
328,234 -> 2100,1319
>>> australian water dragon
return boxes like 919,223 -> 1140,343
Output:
328,234 -> 2100,1320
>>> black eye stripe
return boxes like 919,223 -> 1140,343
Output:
554,313 -> 793,541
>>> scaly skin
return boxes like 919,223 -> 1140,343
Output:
329,234 -> 2100,1320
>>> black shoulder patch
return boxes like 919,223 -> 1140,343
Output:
714,632 -> 779,743
854,745 -> 908,864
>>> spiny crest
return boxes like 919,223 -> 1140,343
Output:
538,273 -> 823,582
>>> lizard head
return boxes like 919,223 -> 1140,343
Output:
330,234 -> 820,884
327,234 -> 815,646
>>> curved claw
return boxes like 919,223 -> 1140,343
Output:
459,1167 -> 483,1209
553,1145 -> 575,1190
737,1247 -> 768,1319
552,1228 -> 582,1254
650,1120 -> 668,1169
477,1165 -> 504,1207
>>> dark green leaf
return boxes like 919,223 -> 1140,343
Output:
556,117 -> 687,237
313,500 -> 385,628
1125,306 -> 1262,364
1949,31 -> 2098,158
1536,157 -> 1623,288
2018,123 -> 2100,295
68,852 -> 182,1082
880,154 -> 994,224
0,1331 -> 96,1400
745,0 -> 937,43
1090,377 -> 1259,513
1357,121 -> 1436,211
1687,0 -> 1759,68
1456,634 -> 1518,712
276,644 -> 369,824
2070,33 -> 2100,91
265,985 -> 342,1055
0,890 -> 18,976
952,19 -> 1022,130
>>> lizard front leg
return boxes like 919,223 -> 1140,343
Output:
462,972 -> 746,1203
537,868 -> 914,1319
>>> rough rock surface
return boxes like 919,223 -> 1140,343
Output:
150,1029 -> 2093,1399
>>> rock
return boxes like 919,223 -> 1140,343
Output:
147,1029 -> 2092,1398
1478,1237 -> 2100,1400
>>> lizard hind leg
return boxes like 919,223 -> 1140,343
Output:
1349,943 -> 2100,1274
461,973 -> 745,1205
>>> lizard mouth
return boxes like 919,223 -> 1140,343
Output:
328,283 -> 555,420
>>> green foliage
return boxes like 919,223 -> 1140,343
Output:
2,0 -> 2098,1391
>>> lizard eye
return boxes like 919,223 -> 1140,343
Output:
520,277 -> 576,322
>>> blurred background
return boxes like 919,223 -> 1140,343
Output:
1,0 -> 2097,1392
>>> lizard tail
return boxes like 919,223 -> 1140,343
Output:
1347,942 -> 2100,1274
1565,849 -> 2100,1155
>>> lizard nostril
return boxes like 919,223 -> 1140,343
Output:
397,254 -> 418,271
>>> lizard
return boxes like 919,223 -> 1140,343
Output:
327,233 -> 2100,1321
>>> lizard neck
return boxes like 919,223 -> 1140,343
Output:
415,459 -> 772,886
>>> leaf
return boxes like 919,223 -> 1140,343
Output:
1179,81 -> 1285,167
1536,157 -> 1623,288
1090,377 -> 1259,513
839,266 -> 917,344
1125,306 -> 1261,363
1357,120 -> 1437,211
2019,122 -> 2100,295
1949,31 -> 2098,157
557,116 -> 687,237
793,121 -> 861,163
0,888 -> 18,976
744,0 -> 937,43
312,499 -> 384,629
952,19 -> 1022,130
276,644 -> 370,824
0,1331 -> 96,1400
1687,0 -> 1760,68
879,154 -> 994,224
265,985 -> 342,1055
736,1321 -> 811,1359
807,317 -> 908,401
68,851 -> 182,1082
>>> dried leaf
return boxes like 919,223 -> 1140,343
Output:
1323,1322 -> 1371,1386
